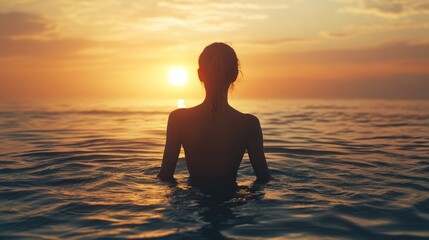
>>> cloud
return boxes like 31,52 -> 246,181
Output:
158,0 -> 288,10
147,0 -> 288,32
0,0 -> 287,37
245,41 -> 429,79
0,11 -> 98,59
141,16 -> 245,32
238,38 -> 313,48
252,74 -> 429,100
289,41 -> 429,64
0,37 -> 96,58
336,0 -> 429,18
0,10 -> 195,61
0,12 -> 52,37
242,41 -> 429,100
321,22 -> 429,38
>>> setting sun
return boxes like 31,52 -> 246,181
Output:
168,67 -> 188,87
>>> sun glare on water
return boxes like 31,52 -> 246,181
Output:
168,67 -> 188,87
177,99 -> 186,108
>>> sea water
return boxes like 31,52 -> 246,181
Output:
0,99 -> 428,239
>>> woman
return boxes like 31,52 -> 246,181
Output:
158,42 -> 271,189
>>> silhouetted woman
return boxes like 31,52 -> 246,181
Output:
158,42 -> 271,190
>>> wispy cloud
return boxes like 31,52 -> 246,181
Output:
246,41 -> 429,74
0,12 -> 98,59
336,0 -> 429,18
0,37 -> 96,58
0,0 -> 288,38
237,38 -> 314,49
141,16 -> 246,32
0,12 -> 52,38
321,21 -> 429,38
147,0 -> 288,32
291,41 -> 429,64
158,0 -> 288,10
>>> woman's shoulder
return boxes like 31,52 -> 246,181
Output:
243,113 -> 259,122
244,113 -> 261,129
232,109 -> 259,122
168,106 -> 199,121
168,108 -> 187,122
230,109 -> 260,126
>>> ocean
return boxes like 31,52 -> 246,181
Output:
0,99 -> 428,239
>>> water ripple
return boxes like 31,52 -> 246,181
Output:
1,100 -> 428,239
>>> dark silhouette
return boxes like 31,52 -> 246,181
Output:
158,42 -> 271,190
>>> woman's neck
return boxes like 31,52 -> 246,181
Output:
203,90 -> 230,109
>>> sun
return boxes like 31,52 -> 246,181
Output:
168,66 -> 188,86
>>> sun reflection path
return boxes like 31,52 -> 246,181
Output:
177,99 -> 186,108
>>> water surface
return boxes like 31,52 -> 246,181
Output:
1,99 -> 428,239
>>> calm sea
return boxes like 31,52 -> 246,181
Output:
1,99 -> 428,239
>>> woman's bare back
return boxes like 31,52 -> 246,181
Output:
158,103 -> 270,185
179,104 -> 249,178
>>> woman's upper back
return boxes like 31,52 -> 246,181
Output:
171,103 -> 258,179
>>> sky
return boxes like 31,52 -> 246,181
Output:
0,0 -> 428,100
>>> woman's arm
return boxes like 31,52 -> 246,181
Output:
157,110 -> 182,182
247,115 -> 271,183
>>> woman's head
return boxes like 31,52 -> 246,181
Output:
198,43 -> 239,96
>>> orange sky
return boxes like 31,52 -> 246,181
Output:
0,0 -> 428,100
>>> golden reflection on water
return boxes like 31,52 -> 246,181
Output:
131,229 -> 180,238
1,100 -> 429,239
177,99 -> 186,108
